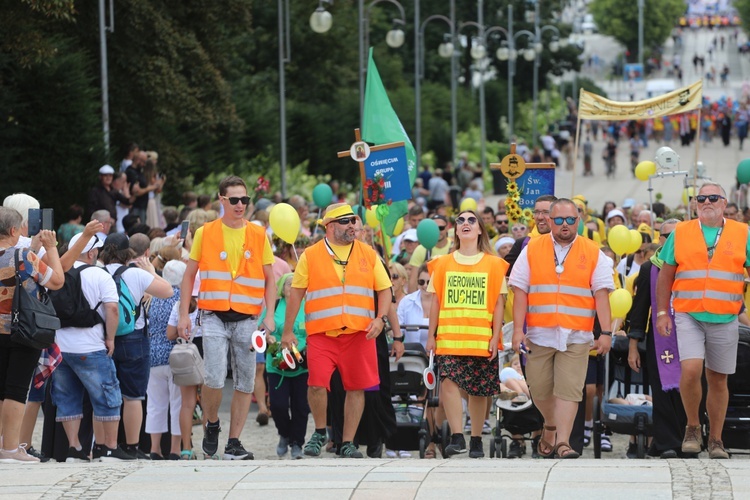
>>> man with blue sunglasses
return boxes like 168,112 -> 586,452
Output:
510,198 -> 614,459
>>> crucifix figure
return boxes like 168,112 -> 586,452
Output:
661,350 -> 674,364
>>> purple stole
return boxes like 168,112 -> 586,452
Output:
650,264 -> 681,391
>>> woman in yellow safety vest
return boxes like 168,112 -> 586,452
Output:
426,209 -> 508,459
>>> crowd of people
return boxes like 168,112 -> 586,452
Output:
0,136 -> 748,463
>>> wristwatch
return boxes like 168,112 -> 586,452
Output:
392,336 -> 404,342
379,315 -> 388,323
600,331 -> 612,336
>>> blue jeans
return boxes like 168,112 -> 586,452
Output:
113,328 -> 150,400
52,350 -> 122,421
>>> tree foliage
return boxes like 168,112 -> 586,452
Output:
589,0 -> 685,62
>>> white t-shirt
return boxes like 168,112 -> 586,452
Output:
16,235 -> 46,259
168,301 -> 202,338
105,263 -> 155,330
56,262 -> 119,354
116,203 -> 129,233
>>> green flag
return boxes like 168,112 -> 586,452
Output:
361,48 -> 416,236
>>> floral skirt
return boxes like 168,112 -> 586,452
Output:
438,354 -> 503,397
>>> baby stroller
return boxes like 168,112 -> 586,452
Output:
386,325 -> 439,458
489,322 -> 543,458
719,324 -> 750,453
593,335 -> 653,458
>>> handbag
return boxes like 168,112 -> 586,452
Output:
169,338 -> 205,386
10,248 -> 60,350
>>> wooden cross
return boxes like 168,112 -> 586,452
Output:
337,128 -> 404,189
661,350 -> 674,364
489,142 -> 555,179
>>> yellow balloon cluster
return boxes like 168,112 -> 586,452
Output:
269,203 -> 301,244
460,198 -> 478,212
634,161 -> 656,181
365,206 -> 379,228
609,288 -> 633,318
628,229 -> 643,254
607,225 -> 631,255
682,186 -> 695,205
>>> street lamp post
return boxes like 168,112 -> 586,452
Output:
360,0 -> 406,124
531,0 -> 562,147
416,4 -> 455,167
98,0 -> 114,154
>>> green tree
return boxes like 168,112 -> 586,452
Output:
589,0 -> 685,63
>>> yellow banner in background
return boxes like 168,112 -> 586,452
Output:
578,80 -> 703,120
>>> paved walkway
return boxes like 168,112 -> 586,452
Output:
0,457 -> 747,499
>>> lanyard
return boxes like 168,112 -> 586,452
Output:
553,237 -> 574,274
698,219 -> 724,260
324,239 -> 354,284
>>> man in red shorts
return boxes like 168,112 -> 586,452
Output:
282,203 -> 391,458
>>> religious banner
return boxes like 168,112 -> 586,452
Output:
364,144 -> 411,203
516,164 -> 556,210
578,80 -> 703,120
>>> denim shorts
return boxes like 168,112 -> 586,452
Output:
113,328 -> 151,400
27,378 -> 47,404
201,311 -> 256,393
52,350 -> 122,421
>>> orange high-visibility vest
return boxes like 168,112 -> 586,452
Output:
197,219 -> 267,315
526,235 -> 599,331
304,240 -> 377,335
672,219 -> 748,315
430,253 -> 507,357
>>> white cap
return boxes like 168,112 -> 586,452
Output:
99,165 -> 115,175
402,228 -> 418,242
606,209 -> 626,223
495,237 -> 515,252
68,233 -> 105,253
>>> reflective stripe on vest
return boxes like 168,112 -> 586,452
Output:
197,219 -> 267,315
672,219 -> 748,315
431,253 -> 508,357
526,235 -> 599,331
303,240 -> 377,334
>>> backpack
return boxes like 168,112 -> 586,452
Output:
169,339 -> 205,386
111,265 -> 141,336
49,265 -> 103,328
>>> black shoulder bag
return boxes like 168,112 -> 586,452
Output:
10,248 -> 60,350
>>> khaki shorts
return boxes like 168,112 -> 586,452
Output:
524,340 -> 590,402
674,312 -> 739,375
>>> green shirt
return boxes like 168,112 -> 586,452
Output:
259,298 -> 308,377
661,223 -> 750,324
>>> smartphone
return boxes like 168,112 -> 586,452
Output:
27,208 -> 54,236
180,220 -> 190,239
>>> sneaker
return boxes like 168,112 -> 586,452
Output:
708,438 -> 729,459
0,445 -> 40,464
98,445 -> 136,462
682,425 -> 702,455
65,447 -> 90,463
276,436 -> 289,457
126,447 -> 151,460
149,452 -> 163,460
168,453 -> 181,460
304,432 -> 328,457
339,442 -> 363,458
398,450 -> 412,458
463,418 -> 472,434
92,444 -> 104,461
626,442 -> 638,459
203,420 -> 221,456
600,434 -> 613,452
660,449 -> 678,459
507,439 -> 526,459
27,447 -> 50,463
482,420 -> 492,435
531,436 -> 541,459
385,449 -> 398,458
583,426 -> 593,447
224,438 -> 253,460
444,433 -> 467,457
290,443 -> 303,460
469,436 -> 484,458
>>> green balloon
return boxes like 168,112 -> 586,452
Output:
351,204 -> 365,219
577,218 -> 585,235
312,183 -> 333,208
738,159 -> 750,185
417,219 -> 439,250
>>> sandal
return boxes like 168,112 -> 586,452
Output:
180,450 -> 196,460
554,442 -> 580,459
538,425 -> 557,458
424,446 -> 437,459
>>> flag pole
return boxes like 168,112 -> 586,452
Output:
571,87 -> 584,197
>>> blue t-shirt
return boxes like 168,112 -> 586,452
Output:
661,223 -> 750,324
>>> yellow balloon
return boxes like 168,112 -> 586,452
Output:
269,203 -> 301,244
609,288 -> 633,318
607,225 -> 631,255
682,186 -> 695,205
635,160 -> 657,181
392,217 -> 404,236
365,206 -> 379,228
460,198 -> 478,212
628,229 -> 643,254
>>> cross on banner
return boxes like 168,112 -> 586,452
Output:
661,350 -> 674,364
337,128 -> 404,191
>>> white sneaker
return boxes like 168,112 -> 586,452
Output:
385,449 -> 397,458
0,445 -> 40,464
398,450 -> 412,458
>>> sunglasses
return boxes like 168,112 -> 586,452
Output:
436,225 -> 447,231
390,273 -> 400,280
533,210 -> 550,216
495,219 -> 509,225
333,217 -> 356,226
418,279 -> 430,286
696,194 -> 725,204
222,195 -> 251,205
552,216 -> 578,225
456,216 -> 477,225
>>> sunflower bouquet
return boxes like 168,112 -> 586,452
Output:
504,179 -> 533,226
